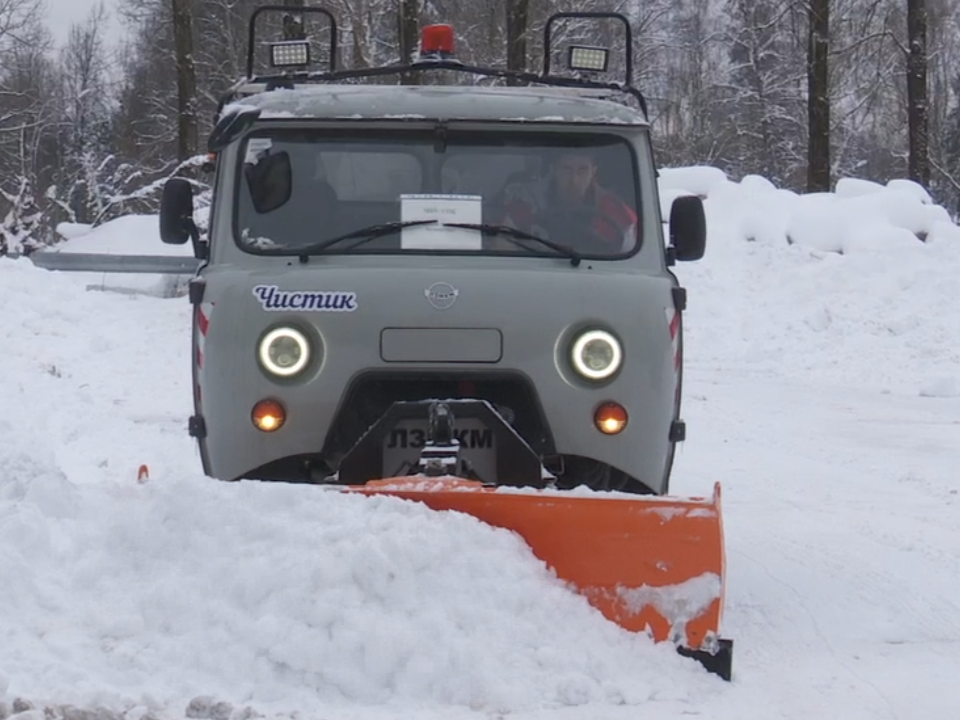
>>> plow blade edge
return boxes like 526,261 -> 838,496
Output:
344,477 -> 730,677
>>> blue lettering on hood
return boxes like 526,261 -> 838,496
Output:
253,285 -> 358,312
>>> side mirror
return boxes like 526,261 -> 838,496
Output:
668,195 -> 706,262
160,178 -> 198,245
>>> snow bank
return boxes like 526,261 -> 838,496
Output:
42,215 -> 194,298
659,169 -> 960,395
658,166 -> 728,198
55,222 -> 94,240
54,215 -> 192,257
678,171 -> 956,253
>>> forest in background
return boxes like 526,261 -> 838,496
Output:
1,0 -> 956,254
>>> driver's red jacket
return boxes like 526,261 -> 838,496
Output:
498,178 -> 638,250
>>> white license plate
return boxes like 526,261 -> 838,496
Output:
382,417 -> 496,481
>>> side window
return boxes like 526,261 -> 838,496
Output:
317,151 -> 422,200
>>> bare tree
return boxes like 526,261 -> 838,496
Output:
398,0 -> 420,84
906,0 -> 928,184
0,0 -> 40,42
56,1 -> 114,223
0,0 -> 51,253
505,0 -> 530,81
6,0 -> 959,242
722,0 -> 807,186
807,0 -> 829,191
172,0 -> 198,161
648,0 -> 732,168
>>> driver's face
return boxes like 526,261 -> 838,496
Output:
553,154 -> 596,203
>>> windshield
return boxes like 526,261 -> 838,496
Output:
234,128 -> 642,258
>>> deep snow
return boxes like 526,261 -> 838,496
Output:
1,168 -> 958,720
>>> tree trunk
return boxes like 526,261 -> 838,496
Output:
398,0 -> 420,85
172,0 -> 198,162
282,0 -> 306,41
505,0 -> 530,85
907,0 -> 929,185
807,0 -> 830,192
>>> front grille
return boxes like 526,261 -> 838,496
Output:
322,370 -> 555,467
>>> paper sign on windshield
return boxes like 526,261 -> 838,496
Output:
400,194 -> 483,250
244,138 -> 274,164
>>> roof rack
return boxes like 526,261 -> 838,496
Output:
223,5 -> 647,118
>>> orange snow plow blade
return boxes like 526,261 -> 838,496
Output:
345,477 -> 728,672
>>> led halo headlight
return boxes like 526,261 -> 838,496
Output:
258,326 -> 311,377
570,329 -> 623,381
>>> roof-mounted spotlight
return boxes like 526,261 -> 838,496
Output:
270,40 -> 311,68
567,45 -> 610,73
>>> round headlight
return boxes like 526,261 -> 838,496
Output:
571,330 -> 622,380
258,327 -> 310,377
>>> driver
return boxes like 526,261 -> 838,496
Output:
499,149 -> 638,252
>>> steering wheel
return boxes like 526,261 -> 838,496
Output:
530,207 -> 622,250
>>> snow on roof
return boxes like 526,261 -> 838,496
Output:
224,83 -> 648,126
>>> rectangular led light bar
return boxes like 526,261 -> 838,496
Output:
270,40 -> 311,68
567,45 -> 610,73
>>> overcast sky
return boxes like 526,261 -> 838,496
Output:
45,0 -> 121,46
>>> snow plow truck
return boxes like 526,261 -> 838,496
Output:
157,4 -> 734,680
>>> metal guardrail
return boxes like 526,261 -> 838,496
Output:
27,251 -> 202,275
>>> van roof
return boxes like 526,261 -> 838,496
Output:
224,83 -> 648,127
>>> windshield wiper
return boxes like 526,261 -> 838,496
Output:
259,220 -> 438,260
445,223 -> 582,267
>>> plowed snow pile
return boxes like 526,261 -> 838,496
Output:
2,172 -> 960,720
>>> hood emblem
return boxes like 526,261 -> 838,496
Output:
425,282 -> 459,310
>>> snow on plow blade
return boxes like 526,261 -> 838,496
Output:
344,477 -> 732,679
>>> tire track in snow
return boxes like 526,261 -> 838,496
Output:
675,370 -> 960,719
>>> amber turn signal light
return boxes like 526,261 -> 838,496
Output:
594,402 -> 628,435
252,399 -> 286,432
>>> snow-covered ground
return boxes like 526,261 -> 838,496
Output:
1,169 -> 958,720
